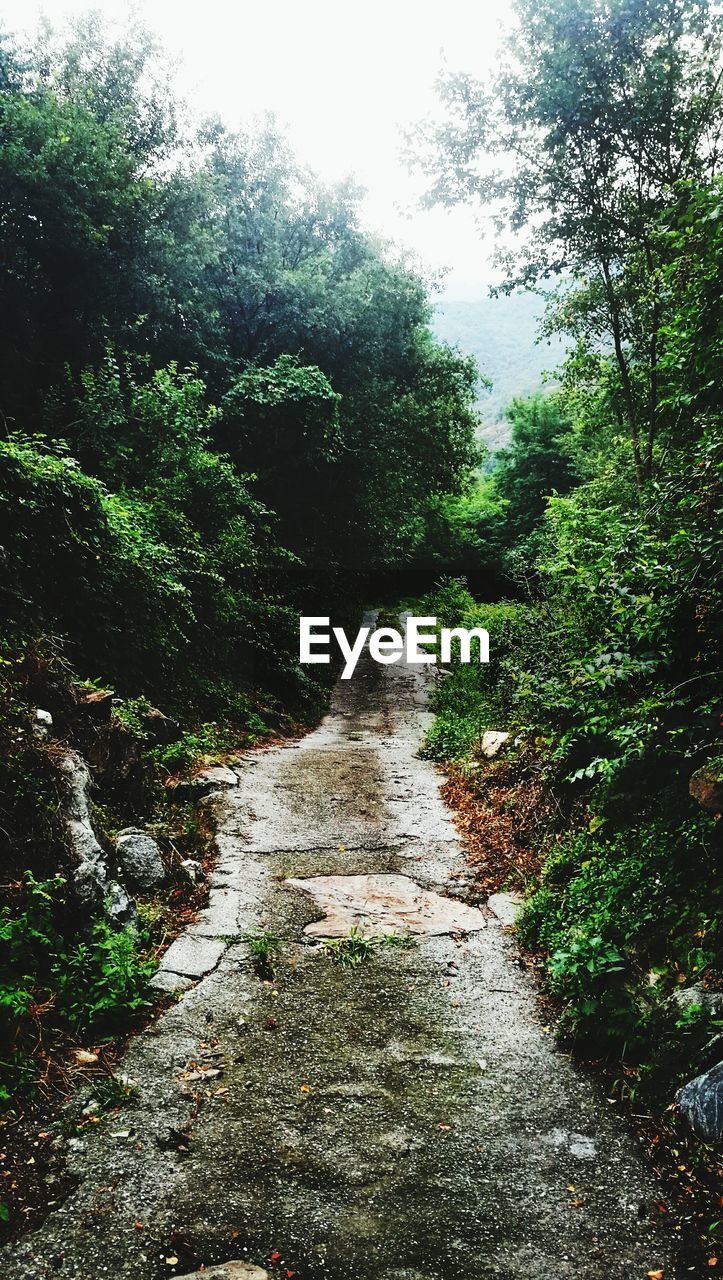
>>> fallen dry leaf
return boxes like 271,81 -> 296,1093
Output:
180,1067 -> 221,1082
647,1270 -> 664,1279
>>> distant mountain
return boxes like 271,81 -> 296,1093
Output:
432,293 -> 567,450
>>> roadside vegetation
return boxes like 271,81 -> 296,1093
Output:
414,0 -> 723,1259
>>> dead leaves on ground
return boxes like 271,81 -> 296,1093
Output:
440,746 -> 560,894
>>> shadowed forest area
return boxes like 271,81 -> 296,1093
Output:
0,0 -> 721,1269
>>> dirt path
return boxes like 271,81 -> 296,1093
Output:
6,630 -> 676,1279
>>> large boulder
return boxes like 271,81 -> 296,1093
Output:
116,829 -> 165,890
670,983 -> 723,1019
677,1061 -> 723,1143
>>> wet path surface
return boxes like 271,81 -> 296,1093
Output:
6,639 -> 675,1279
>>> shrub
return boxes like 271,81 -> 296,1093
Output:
0,874 -> 155,1100
54,920 -> 154,1030
420,582 -> 539,760
0,410 -> 329,721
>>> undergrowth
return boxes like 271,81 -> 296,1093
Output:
0,874 -> 154,1104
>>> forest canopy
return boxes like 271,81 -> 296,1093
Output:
0,15 -> 480,718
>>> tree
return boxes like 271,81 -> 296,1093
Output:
31,12 -> 178,163
220,355 -> 341,556
658,176 -> 723,422
0,15 -> 480,599
494,395 -> 577,541
413,0 -> 723,486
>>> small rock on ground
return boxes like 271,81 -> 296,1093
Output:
106,880 -> 136,927
480,730 -> 510,758
168,764 -> 239,798
116,830 -> 165,890
195,765 -> 239,789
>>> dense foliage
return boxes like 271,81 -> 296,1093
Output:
417,0 -> 723,1113
0,18 -> 479,692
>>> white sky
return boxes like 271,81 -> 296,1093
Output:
1,0 -> 513,297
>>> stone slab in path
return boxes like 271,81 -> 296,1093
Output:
286,871 -> 487,937
153,932 -> 227,979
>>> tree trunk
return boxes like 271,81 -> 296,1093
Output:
600,260 -> 644,491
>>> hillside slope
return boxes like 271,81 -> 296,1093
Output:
432,293 -> 567,448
